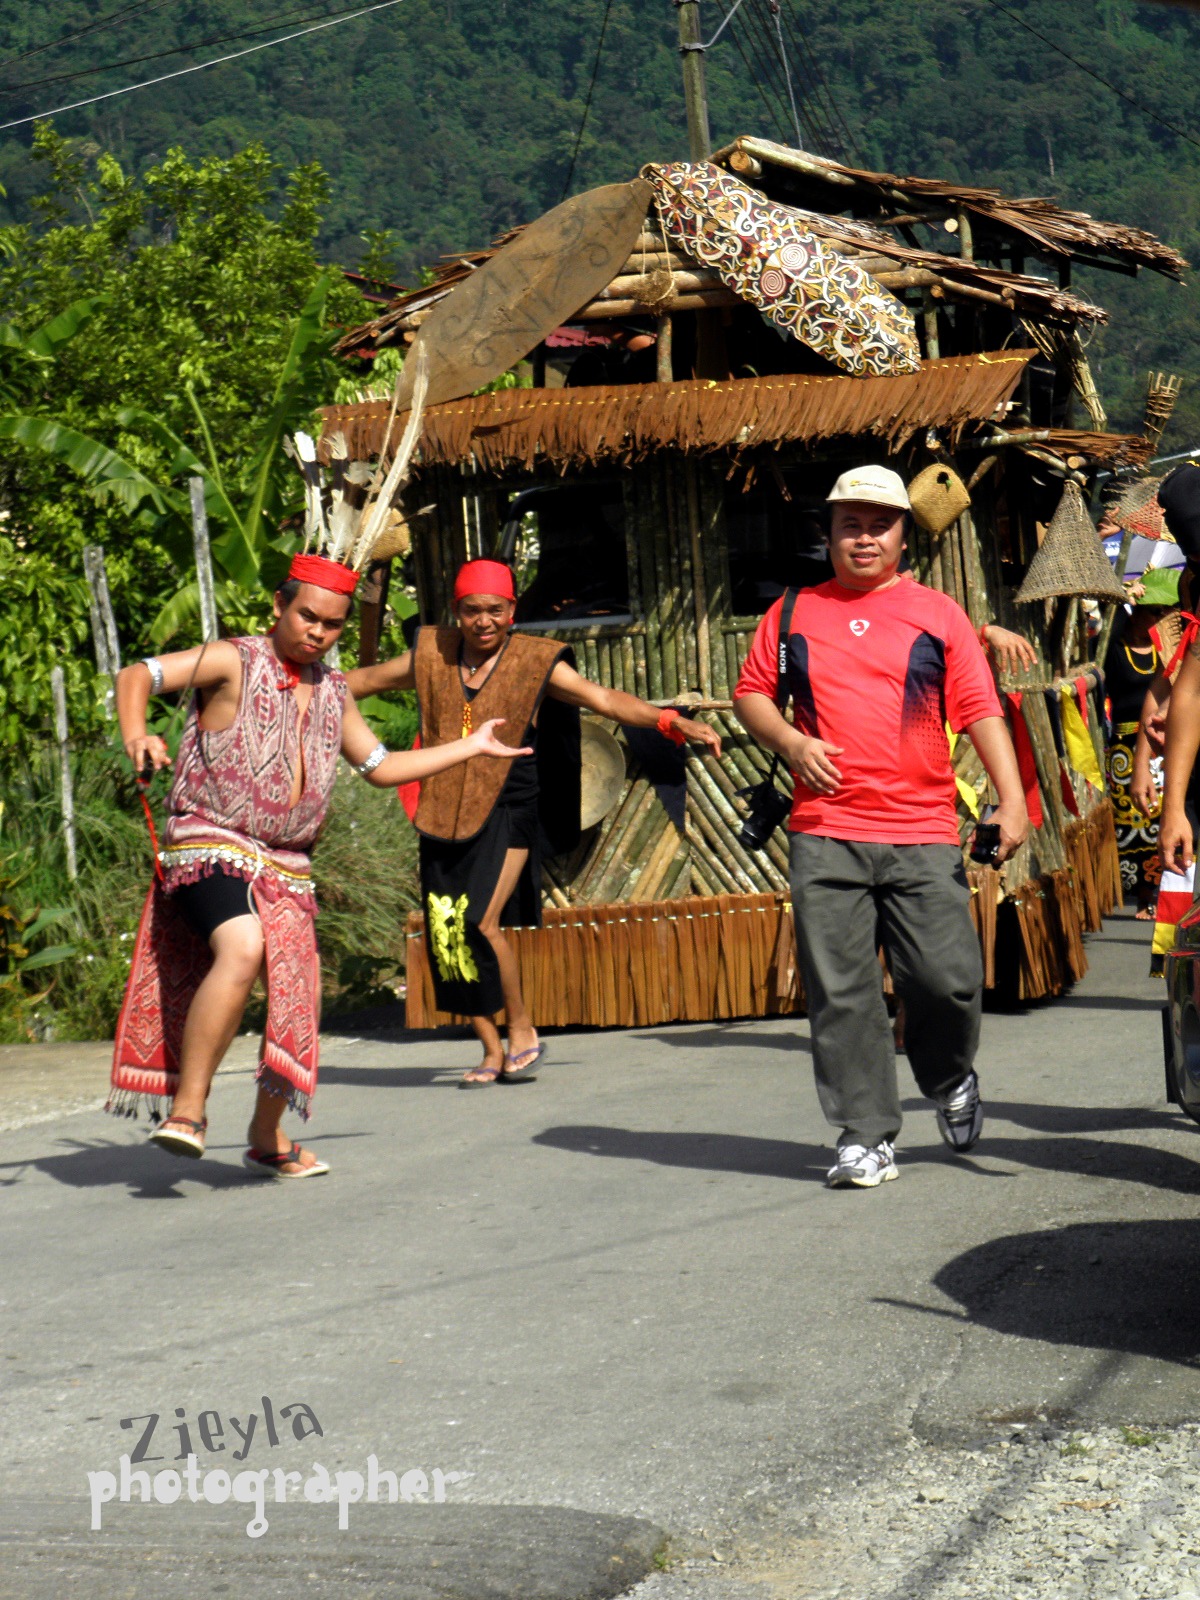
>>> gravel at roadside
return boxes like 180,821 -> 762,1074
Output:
627,1422 -> 1200,1600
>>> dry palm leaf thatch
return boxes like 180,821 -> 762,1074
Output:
716,137 -> 1188,279
1015,480 -> 1127,604
320,351 -> 1033,472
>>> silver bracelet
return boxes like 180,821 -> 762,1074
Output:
141,656 -> 165,694
353,742 -> 389,777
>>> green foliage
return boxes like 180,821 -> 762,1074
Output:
0,129 -> 369,657
0,799 -> 77,1041
0,534 -> 101,758
311,771 -> 420,1009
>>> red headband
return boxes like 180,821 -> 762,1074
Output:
287,553 -> 359,597
454,559 -> 515,603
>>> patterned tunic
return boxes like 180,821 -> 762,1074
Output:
161,635 -> 346,912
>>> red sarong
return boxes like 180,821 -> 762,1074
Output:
107,878 -> 321,1121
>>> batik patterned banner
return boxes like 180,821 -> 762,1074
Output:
644,161 -> 920,378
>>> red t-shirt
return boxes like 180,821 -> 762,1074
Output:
733,575 -> 1001,844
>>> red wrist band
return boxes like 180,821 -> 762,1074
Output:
656,708 -> 687,746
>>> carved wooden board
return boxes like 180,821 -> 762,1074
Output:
396,179 -> 653,411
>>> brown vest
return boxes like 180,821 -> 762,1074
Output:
413,627 -> 569,842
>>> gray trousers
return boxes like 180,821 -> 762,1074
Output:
788,834 -> 983,1149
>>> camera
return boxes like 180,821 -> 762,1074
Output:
737,776 -> 793,851
969,820 -> 1002,865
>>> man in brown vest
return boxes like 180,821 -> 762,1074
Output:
347,558 -> 720,1085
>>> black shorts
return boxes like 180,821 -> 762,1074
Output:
172,868 -> 256,942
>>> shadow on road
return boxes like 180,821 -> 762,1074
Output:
900,1096 -> 1185,1138
0,1134 -> 350,1198
644,1026 -> 811,1054
535,1118 -> 1200,1195
533,1123 -> 829,1180
928,1219 -> 1200,1369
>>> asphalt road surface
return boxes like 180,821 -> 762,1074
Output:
2,906 -> 1197,1599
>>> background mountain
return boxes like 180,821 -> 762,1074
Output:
0,0 -> 1198,438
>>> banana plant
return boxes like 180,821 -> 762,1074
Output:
0,273 -> 335,643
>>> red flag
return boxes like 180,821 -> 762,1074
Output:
1005,692 -> 1044,829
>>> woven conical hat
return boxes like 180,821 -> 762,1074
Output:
580,720 -> 626,830
1015,480 -> 1127,604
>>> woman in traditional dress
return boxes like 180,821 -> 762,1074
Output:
1104,569 -> 1179,916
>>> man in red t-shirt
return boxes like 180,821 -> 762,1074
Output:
734,465 -> 1028,1190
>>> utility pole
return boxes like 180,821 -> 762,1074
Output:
676,0 -> 712,160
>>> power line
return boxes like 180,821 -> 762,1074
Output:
767,2 -> 803,148
0,0 -> 405,134
739,0 -> 823,150
729,8 -> 798,144
724,13 -> 793,145
777,0 -> 861,162
0,3 -> 384,98
982,0 -> 1200,157
0,0 -> 180,74
560,0 -> 614,200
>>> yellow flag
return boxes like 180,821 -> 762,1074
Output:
1059,684 -> 1104,789
946,725 -> 982,819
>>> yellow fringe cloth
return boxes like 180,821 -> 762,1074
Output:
404,803 -> 1122,1027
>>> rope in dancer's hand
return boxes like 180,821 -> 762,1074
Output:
135,753 -> 165,883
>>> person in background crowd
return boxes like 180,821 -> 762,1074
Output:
1105,568 -> 1178,917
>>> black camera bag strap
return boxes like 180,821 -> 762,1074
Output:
767,586 -> 800,783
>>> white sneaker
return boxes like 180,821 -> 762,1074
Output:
934,1071 -> 983,1152
826,1141 -> 898,1188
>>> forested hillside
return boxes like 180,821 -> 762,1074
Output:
0,0 -> 1199,434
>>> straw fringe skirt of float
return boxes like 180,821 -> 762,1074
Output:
405,892 -> 802,1028
404,806 -> 1122,1028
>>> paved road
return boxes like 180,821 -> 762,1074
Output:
2,908 -> 1197,1598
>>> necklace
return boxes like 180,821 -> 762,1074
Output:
457,637 -> 510,738
1123,643 -> 1155,676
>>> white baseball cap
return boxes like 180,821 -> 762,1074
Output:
826,465 -> 911,512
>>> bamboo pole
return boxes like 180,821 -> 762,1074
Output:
652,466 -> 680,700
696,463 -> 731,696
671,463 -> 700,693
683,460 -> 712,699
50,667 -> 77,882
189,476 -> 219,644
685,796 -> 752,892
688,757 -> 776,891
655,313 -> 673,383
81,544 -> 121,719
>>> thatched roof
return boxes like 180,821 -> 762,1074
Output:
337,216 -> 1106,357
715,137 -> 1188,280
336,136 -> 1181,358
320,351 -> 1036,472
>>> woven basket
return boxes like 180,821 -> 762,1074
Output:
1015,480 -> 1127,604
1112,473 -> 1166,540
909,463 -> 971,536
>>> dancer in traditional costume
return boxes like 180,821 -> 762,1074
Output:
347,558 -> 721,1086
108,554 -> 528,1175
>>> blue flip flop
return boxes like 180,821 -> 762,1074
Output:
499,1043 -> 545,1083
